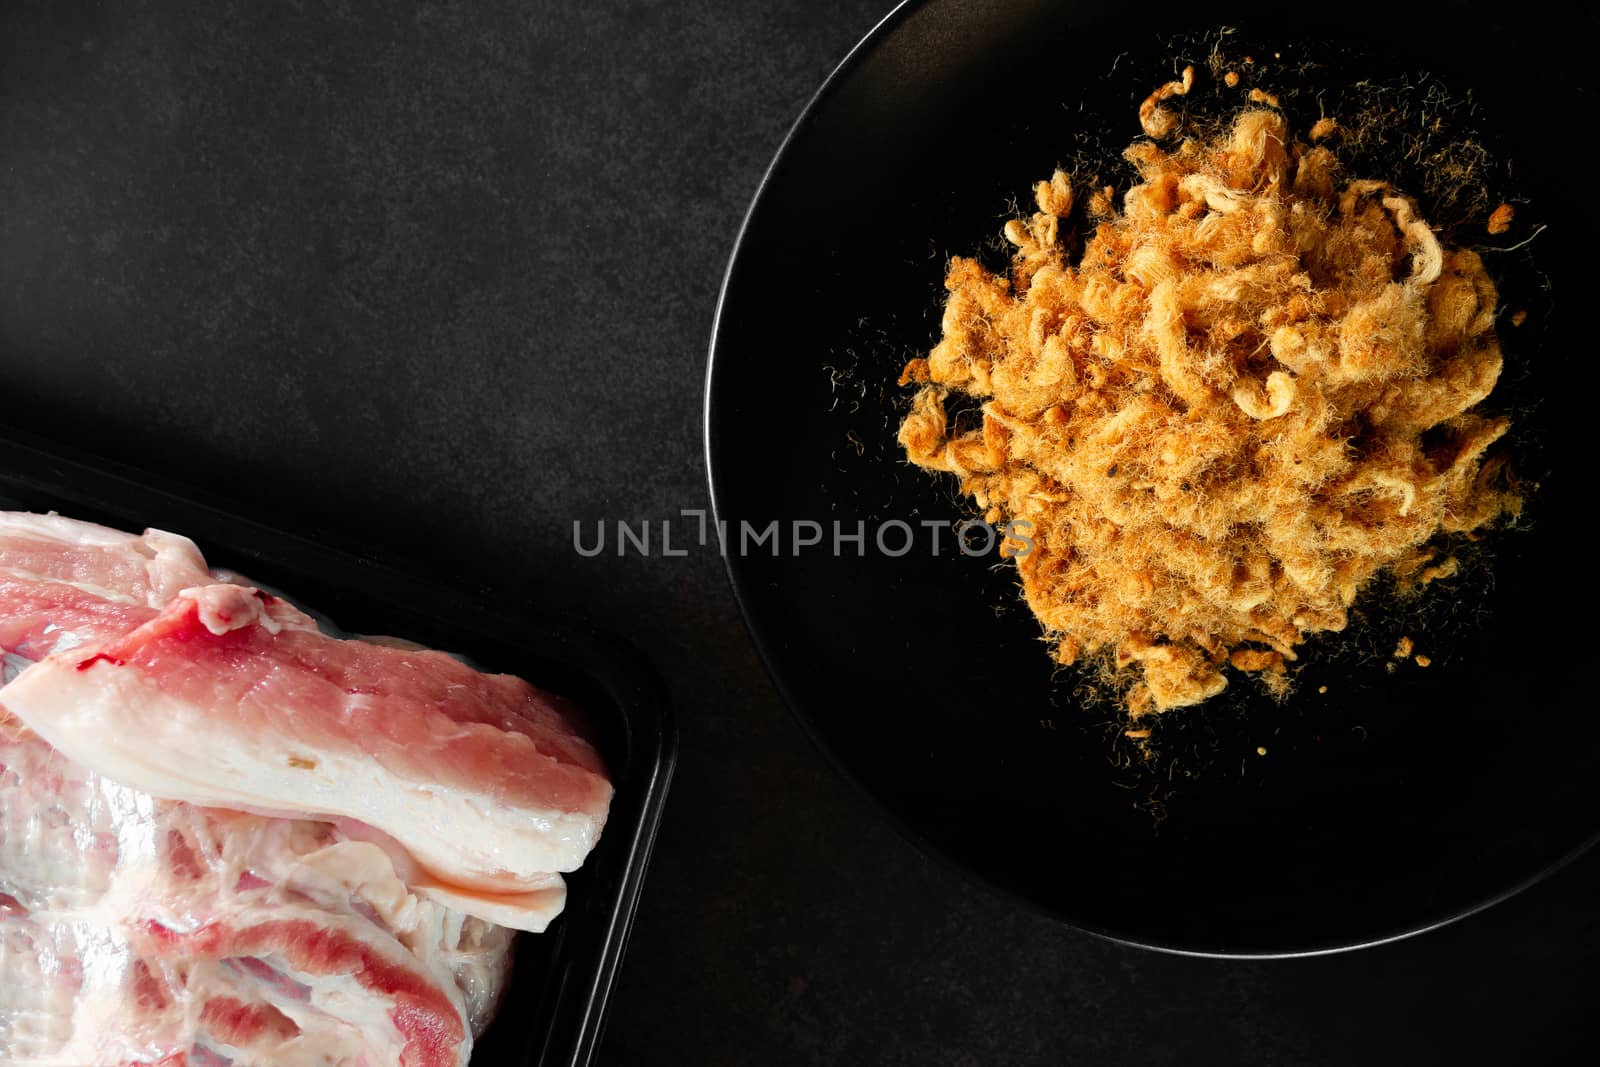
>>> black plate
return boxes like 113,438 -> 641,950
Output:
0,430 -> 676,1064
706,0 -> 1596,956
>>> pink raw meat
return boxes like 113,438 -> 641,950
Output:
0,513 -> 610,901
0,716 -> 516,1067
0,513 -> 211,609
4,583 -> 611,894
0,509 -> 609,1059
0,514 -> 313,663
0,575 -> 157,662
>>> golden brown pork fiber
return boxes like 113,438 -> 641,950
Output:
898,75 -> 1520,715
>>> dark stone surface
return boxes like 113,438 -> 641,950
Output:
1,1 -> 1594,1063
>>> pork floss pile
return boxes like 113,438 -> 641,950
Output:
898,69 -> 1522,715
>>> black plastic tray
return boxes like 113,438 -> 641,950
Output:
0,429 -> 676,1066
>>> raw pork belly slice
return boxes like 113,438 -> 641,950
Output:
0,513 -> 211,609
0,714 -> 514,1067
0,514 -> 313,664
5,582 -> 612,896
0,574 -> 156,663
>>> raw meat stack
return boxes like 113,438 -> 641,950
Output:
0,514 -> 612,1067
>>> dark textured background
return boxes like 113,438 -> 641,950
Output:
2,1 -> 1595,1063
